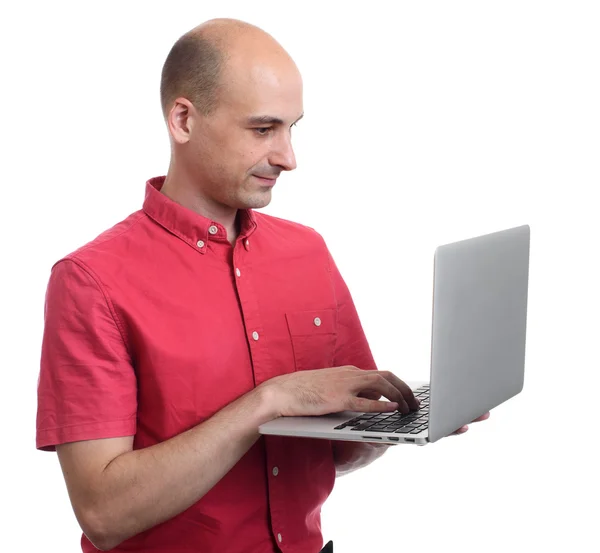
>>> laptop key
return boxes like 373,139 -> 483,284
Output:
351,423 -> 377,430
352,417 -> 374,423
365,428 -> 396,433
351,415 -> 376,422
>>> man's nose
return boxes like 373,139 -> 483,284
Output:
270,134 -> 297,171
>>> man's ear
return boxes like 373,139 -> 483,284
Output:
167,98 -> 194,144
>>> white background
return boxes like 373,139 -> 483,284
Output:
1,1 -> 599,552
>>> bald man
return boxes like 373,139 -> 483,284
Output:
36,18 -> 485,553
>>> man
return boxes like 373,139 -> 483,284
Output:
36,18 -> 488,553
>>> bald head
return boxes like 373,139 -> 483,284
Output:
160,18 -> 299,119
159,18 -> 303,218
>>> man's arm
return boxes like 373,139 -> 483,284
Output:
332,441 -> 392,477
58,366 -> 414,551
57,385 -> 276,551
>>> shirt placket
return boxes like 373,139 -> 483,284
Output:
231,237 -> 275,387
232,237 -> 290,550
264,436 -> 289,551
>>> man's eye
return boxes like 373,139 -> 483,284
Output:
255,123 -> 297,136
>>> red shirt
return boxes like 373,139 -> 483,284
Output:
37,176 -> 377,553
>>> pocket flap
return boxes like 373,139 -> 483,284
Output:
285,309 -> 337,336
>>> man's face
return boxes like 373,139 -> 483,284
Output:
185,58 -> 303,210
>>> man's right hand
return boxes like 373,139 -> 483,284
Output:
258,365 -> 420,419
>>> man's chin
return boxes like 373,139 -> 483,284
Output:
239,190 -> 272,210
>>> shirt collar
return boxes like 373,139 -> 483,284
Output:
142,176 -> 257,254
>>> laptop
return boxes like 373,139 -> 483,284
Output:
259,225 -> 530,445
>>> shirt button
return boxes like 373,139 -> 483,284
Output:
236,268 -> 241,277
244,239 -> 250,251
314,317 -> 322,327
208,225 -> 218,235
196,240 -> 205,249
277,533 -> 282,543
272,467 -> 279,476
252,331 -> 259,341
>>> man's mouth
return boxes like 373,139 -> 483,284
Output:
253,175 -> 277,186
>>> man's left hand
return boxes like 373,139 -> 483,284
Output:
451,411 -> 491,435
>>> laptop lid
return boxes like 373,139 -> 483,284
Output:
428,225 -> 530,442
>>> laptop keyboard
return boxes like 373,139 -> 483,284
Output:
333,385 -> 430,435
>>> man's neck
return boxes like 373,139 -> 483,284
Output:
161,172 -> 239,246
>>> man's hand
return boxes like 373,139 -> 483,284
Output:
258,365 -> 420,419
451,411 -> 491,435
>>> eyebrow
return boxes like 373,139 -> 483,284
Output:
246,113 -> 304,126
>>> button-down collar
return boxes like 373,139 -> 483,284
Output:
142,176 -> 257,254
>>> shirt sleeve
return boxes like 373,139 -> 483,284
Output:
36,258 -> 137,451
326,247 -> 378,373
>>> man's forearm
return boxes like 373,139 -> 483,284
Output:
84,386 -> 276,550
332,441 -> 391,477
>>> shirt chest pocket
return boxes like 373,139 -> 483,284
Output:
285,309 -> 338,371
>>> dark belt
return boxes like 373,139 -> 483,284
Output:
319,540 -> 333,553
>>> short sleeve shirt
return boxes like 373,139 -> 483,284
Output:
36,176 -> 378,553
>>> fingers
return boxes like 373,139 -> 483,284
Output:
452,411 -> 491,435
357,372 -> 418,413
453,412 -> 491,435
357,390 -> 383,401
452,412 -> 490,436
377,371 -> 420,410
472,412 -> 490,422
358,374 -> 410,413
452,425 -> 469,435
350,396 -> 399,413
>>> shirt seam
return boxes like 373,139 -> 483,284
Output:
318,232 -> 342,463
58,257 -> 132,360
38,415 -> 136,433
320,232 -> 341,358
72,211 -> 146,256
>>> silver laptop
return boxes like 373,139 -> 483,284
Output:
259,225 -> 530,445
